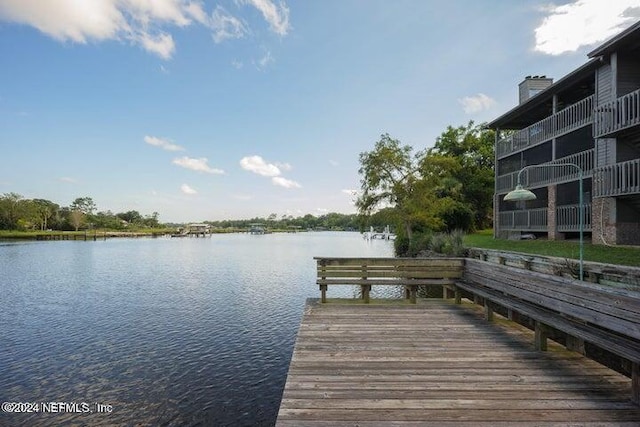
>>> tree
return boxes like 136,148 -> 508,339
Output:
356,134 -> 428,242
69,210 -> 84,231
0,193 -> 26,230
70,197 -> 97,215
429,121 -> 495,230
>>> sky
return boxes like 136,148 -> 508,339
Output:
1,0 -> 640,223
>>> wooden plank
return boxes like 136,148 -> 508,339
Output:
455,280 -> 640,363
464,265 -> 640,339
315,270 -> 463,279
276,300 -> 640,425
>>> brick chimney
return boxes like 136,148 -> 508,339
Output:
518,75 -> 553,104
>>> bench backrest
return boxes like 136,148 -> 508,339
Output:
315,257 -> 464,283
464,258 -> 640,341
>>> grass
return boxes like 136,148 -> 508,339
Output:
464,229 -> 640,267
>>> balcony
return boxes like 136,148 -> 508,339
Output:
498,208 -> 548,231
496,149 -> 594,194
594,158 -> 640,197
557,204 -> 592,232
498,205 -> 592,232
594,88 -> 640,138
496,95 -> 594,158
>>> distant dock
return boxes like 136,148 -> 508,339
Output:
276,299 -> 640,425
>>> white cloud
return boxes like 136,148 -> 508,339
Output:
534,0 -> 640,55
181,183 -> 197,194
272,176 -> 301,188
59,177 -> 77,183
138,31 -> 175,59
242,0 -> 290,36
240,155 -> 281,177
144,135 -> 184,151
173,156 -> 225,174
341,189 -> 357,196
0,0 -> 292,59
458,93 -> 496,114
240,155 -> 301,189
211,5 -> 248,43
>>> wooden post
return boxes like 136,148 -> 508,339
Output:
566,335 -> 586,355
454,286 -> 461,304
632,362 -> 639,405
362,284 -> 370,304
484,301 -> 494,322
320,284 -> 327,303
535,321 -> 549,351
410,286 -> 417,304
361,263 -> 368,303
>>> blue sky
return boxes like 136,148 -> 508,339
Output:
1,0 -> 639,223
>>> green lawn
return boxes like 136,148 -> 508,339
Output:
464,229 -> 640,267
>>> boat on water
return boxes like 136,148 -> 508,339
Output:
249,223 -> 271,235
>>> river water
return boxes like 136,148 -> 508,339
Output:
0,232 -> 393,426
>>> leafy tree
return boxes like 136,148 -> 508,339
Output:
0,192 -> 24,229
356,134 -> 424,242
429,121 -> 495,230
70,197 -> 97,215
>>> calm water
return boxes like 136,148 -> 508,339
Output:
0,232 -> 392,426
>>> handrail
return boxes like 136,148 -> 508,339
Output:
594,88 -> 640,138
496,149 -> 594,193
497,95 -> 594,158
594,158 -> 640,197
557,203 -> 592,232
498,208 -> 548,230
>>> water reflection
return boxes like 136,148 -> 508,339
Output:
0,232 -> 392,426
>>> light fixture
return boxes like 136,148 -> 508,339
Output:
503,184 -> 536,202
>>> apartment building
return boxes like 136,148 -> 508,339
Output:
489,21 -> 640,245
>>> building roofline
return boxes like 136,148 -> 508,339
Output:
487,59 -> 599,129
588,20 -> 640,58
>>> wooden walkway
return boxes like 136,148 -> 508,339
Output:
277,299 -> 640,426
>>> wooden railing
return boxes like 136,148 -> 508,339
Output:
314,257 -> 464,303
557,203 -> 592,232
594,158 -> 640,197
496,149 -> 594,193
595,88 -> 640,138
497,95 -> 594,158
498,208 -> 548,231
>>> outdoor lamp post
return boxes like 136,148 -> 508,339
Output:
503,163 -> 584,281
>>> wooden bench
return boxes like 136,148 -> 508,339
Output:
454,258 -> 640,404
315,257 -> 464,304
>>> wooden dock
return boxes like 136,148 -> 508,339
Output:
277,299 -> 640,426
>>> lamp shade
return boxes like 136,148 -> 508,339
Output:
504,184 -> 537,202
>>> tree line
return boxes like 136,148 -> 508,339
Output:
356,121 -> 494,255
0,194 -> 161,231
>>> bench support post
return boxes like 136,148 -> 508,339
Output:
454,286 -> 461,304
566,335 -> 586,355
484,301 -> 494,322
361,284 -> 371,303
535,321 -> 550,351
320,284 -> 327,303
632,362 -> 639,405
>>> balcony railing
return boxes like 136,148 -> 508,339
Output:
557,203 -> 592,232
499,208 -> 548,231
496,149 -> 595,193
498,205 -> 592,232
594,88 -> 640,138
496,95 -> 594,158
594,158 -> 640,197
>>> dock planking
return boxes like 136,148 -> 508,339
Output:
276,299 -> 640,426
